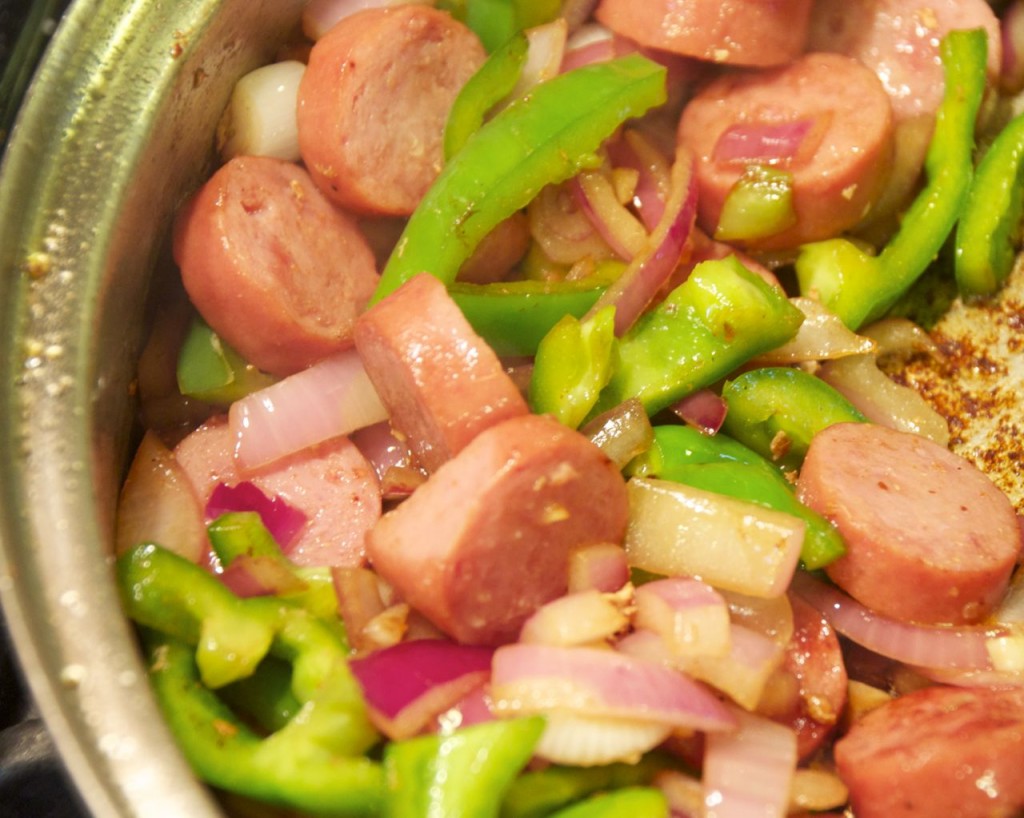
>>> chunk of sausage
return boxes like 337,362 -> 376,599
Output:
366,414 -> 630,645
353,273 -> 529,473
297,6 -> 485,216
760,595 -> 847,760
174,417 -> 381,568
173,155 -> 378,377
797,423 -> 1020,625
808,0 -> 1001,226
595,0 -> 813,67
835,685 -> 1024,818
677,53 -> 894,250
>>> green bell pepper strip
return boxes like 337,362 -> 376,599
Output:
720,367 -> 866,473
444,30 -> 528,160
954,108 -> 1024,297
795,28 -> 987,328
500,755 -> 672,818
529,306 -> 616,428
207,511 -> 309,597
118,543 -> 377,751
142,632 -> 384,816
372,54 -> 667,303
626,425 -> 846,569
588,256 -> 805,419
460,0 -> 561,52
383,716 -> 545,817
547,788 -> 668,818
714,165 -> 796,242
177,316 -> 275,405
219,655 -> 301,734
449,277 -> 608,356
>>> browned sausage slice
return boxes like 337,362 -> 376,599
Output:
797,423 -> 1020,625
353,273 -> 529,473
366,414 -> 629,645
595,0 -> 813,67
172,155 -> 378,376
297,6 -> 485,216
835,685 -> 1024,818
174,416 -> 381,568
677,53 -> 894,250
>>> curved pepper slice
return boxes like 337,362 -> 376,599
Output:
954,108 -> 1024,297
795,29 -> 987,328
548,787 -> 668,817
372,54 -> 667,303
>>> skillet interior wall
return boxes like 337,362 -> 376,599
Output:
0,0 -> 305,815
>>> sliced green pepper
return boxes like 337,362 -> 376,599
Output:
626,425 -> 846,569
462,0 -> 561,52
547,788 -> 668,818
795,29 -> 987,328
449,276 -> 608,356
720,367 -> 866,472
383,717 -> 545,817
177,316 -> 275,404
715,165 -> 796,242
372,55 -> 667,303
529,306 -> 616,428
589,256 -> 805,418
954,108 -> 1024,297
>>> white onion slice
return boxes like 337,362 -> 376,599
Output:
754,297 -> 876,365
534,711 -> 671,766
579,397 -> 653,469
703,708 -> 797,818
624,478 -> 805,599
572,169 -> 647,260
229,349 -> 388,471
791,571 -> 995,670
509,19 -> 568,101
518,589 -> 629,647
634,578 -> 731,659
217,61 -> 305,162
567,543 -> 630,594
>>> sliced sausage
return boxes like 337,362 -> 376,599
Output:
677,52 -> 894,250
366,414 -> 630,645
796,422 -> 1020,625
172,155 -> 378,377
807,0 -> 1001,226
173,416 -> 381,568
595,0 -> 813,67
759,595 -> 848,760
296,6 -> 486,216
353,273 -> 529,473
834,685 -> 1024,818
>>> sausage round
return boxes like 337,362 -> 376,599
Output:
677,52 -> 894,250
296,5 -> 486,216
174,417 -> 381,568
595,0 -> 813,67
797,422 -> 1020,625
353,273 -> 529,473
835,685 -> 1024,818
365,414 -> 630,645
172,155 -> 378,377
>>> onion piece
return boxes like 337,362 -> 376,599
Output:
508,19 -> 568,102
216,61 -> 305,162
634,578 -> 731,659
348,639 -> 494,741
435,682 -> 495,734
712,119 -> 815,166
206,481 -> 308,548
219,554 -> 308,599
789,769 -> 849,814
518,589 -> 630,647
527,181 -> 616,265
580,397 -> 653,469
332,566 -> 388,653
1002,0 -> 1024,94
859,316 -> 939,363
702,708 -> 797,818
561,24 -> 618,72
791,571 -> 996,670
753,297 -> 876,365
817,354 -> 950,446
669,388 -> 728,435
534,712 -> 672,766
677,624 -> 785,710
567,542 -> 630,594
625,478 -> 805,599
116,431 -> 207,562
720,590 -> 794,650
491,643 -> 737,733
301,0 -> 431,40
607,129 -> 671,231
585,146 -> 699,336
350,420 -> 413,481
655,770 -> 704,818
229,349 -> 388,472
572,169 -> 648,260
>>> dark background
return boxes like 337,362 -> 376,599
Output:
1,0 -> 92,815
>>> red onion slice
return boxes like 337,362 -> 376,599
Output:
230,348 -> 388,472
220,554 -> 308,599
607,129 -> 671,231
712,120 -> 815,166
791,571 -> 996,670
1002,0 -> 1024,93
634,578 -> 731,659
350,420 -> 412,481
571,170 -> 647,260
348,639 -> 495,740
205,481 -> 308,548
567,542 -> 630,594
518,589 -> 629,646
670,388 -> 728,435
